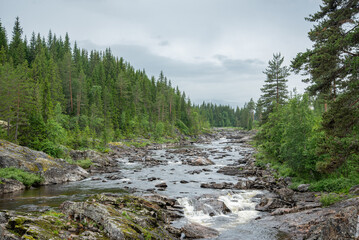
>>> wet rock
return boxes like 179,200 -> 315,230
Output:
187,170 -> 202,175
274,188 -> 294,203
297,184 -> 310,192
105,174 -> 122,180
91,177 -> 102,181
217,166 -> 239,176
181,222 -> 219,239
187,157 -> 214,166
148,177 -> 159,181
155,182 -> 168,188
193,196 -> 231,216
0,178 -> 25,194
200,182 -> 234,189
255,197 -> 292,212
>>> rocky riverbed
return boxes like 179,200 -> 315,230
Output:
0,129 -> 358,239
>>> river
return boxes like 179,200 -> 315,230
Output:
0,131 -> 281,239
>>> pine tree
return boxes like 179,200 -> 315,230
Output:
258,53 -> 289,122
292,0 -> 359,173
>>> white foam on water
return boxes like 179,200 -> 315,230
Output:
177,190 -> 263,231
176,197 -> 213,226
216,191 -> 262,230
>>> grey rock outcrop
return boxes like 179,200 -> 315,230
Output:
0,140 -> 88,187
0,179 -> 25,194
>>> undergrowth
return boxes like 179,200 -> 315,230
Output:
0,167 -> 43,187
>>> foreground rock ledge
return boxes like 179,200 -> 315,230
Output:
0,193 -> 219,239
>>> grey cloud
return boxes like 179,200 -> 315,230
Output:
158,40 -> 169,46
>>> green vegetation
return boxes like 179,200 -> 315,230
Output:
65,158 -> 93,169
255,0 -> 359,194
75,158 -> 93,169
0,17 -> 212,158
197,99 -> 256,130
0,167 -> 43,187
319,193 -> 344,207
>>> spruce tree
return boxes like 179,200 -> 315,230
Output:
9,17 -> 26,67
258,53 -> 289,122
0,19 -> 8,54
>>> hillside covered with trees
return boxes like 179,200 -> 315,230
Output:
0,17 -> 211,157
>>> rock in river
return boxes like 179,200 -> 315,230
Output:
181,222 -> 219,239
0,178 -> 25,194
187,157 -> 214,166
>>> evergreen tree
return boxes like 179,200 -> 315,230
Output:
258,53 -> 289,122
0,19 -> 8,56
292,0 -> 359,173
9,17 -> 26,67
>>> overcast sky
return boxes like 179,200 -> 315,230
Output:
0,0 -> 321,107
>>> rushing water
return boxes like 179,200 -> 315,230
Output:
0,136 -> 280,239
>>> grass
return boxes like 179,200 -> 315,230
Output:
65,157 -> 93,169
0,167 -> 43,187
42,211 -> 64,218
319,193 -> 344,207
76,158 -> 93,169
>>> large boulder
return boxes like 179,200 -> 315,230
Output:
200,182 -> 234,189
187,157 -> 214,166
0,178 -> 25,194
181,222 -> 219,239
0,140 -> 89,186
69,149 -> 117,173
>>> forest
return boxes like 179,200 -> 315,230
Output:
0,17 -> 254,158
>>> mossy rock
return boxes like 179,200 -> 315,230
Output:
62,194 -> 177,240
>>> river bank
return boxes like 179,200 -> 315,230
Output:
0,129 -> 358,239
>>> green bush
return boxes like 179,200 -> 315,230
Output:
309,177 -> 358,193
320,193 -> 344,207
75,159 -> 93,169
154,122 -> 165,139
175,120 -> 189,135
0,167 -> 43,187
65,158 -> 93,169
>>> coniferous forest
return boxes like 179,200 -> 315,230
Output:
0,17 -> 203,156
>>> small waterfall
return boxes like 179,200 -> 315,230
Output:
177,190 -> 263,231
176,197 -> 213,226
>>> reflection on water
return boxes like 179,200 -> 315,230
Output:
0,183 -> 128,211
